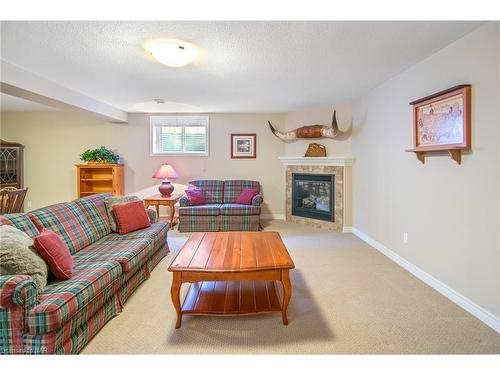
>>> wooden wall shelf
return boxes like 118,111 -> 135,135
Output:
76,163 -> 124,198
406,148 -> 464,165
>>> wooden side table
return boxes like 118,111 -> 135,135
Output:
143,193 -> 182,229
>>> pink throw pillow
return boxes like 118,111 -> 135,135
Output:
236,189 -> 259,205
185,187 -> 206,206
112,200 -> 151,235
34,229 -> 73,280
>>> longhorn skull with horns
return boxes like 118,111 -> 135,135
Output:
268,110 -> 351,142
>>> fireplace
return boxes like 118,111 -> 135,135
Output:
292,173 -> 334,222
280,156 -> 354,231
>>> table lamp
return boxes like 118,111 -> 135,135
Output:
152,163 -> 179,197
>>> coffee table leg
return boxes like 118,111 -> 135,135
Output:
281,270 -> 292,325
171,272 -> 182,328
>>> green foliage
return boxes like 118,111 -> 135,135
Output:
80,146 -> 119,163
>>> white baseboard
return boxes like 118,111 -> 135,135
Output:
343,226 -> 353,233
261,214 -> 285,220
352,228 -> 500,333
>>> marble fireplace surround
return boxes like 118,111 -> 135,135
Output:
279,157 -> 355,231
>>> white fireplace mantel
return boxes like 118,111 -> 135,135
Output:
278,156 -> 355,167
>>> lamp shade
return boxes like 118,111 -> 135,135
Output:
152,163 -> 179,180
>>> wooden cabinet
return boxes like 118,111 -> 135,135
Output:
0,139 -> 24,189
76,164 -> 124,198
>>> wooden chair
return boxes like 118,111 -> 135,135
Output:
0,187 -> 28,214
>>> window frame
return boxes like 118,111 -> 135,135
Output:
149,115 -> 210,156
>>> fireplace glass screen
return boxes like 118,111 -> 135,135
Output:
292,173 -> 334,222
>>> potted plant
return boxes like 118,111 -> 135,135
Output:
80,146 -> 119,164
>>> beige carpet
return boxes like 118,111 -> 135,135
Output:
81,220 -> 499,354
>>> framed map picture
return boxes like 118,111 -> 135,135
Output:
231,134 -> 256,159
410,84 -> 471,151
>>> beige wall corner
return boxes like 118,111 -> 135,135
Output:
351,22 -> 500,317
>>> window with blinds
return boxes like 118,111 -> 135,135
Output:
150,115 -> 209,155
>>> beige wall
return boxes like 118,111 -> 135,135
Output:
351,23 -> 499,315
0,111 -> 286,215
497,24 -> 500,302
283,104 -> 352,156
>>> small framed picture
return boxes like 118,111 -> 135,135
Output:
231,134 -> 256,159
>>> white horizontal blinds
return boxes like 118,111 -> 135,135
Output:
151,116 -> 208,154
161,126 -> 182,152
184,126 -> 206,152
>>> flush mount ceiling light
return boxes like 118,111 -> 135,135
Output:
147,40 -> 197,67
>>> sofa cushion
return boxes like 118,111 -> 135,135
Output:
220,203 -> 261,216
179,204 -> 221,216
34,229 -> 73,280
27,260 -> 122,334
102,222 -> 168,253
72,237 -> 154,273
74,193 -> 112,238
29,202 -> 100,254
0,224 -> 48,293
103,222 -> 167,241
112,201 -> 151,235
236,188 -> 259,205
104,195 -> 141,232
185,187 -> 206,206
223,180 -> 260,203
188,180 -> 224,204
0,213 -> 40,238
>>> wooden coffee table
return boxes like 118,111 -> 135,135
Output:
168,231 -> 295,328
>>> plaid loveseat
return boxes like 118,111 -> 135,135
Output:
0,194 -> 169,354
178,180 -> 263,232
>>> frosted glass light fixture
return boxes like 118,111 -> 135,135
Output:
148,41 -> 197,67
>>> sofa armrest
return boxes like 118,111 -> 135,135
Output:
0,275 -> 38,309
252,194 -> 263,207
147,208 -> 157,224
179,195 -> 189,207
0,275 -> 38,354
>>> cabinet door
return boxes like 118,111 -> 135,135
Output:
0,147 -> 20,187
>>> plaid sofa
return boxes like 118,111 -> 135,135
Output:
0,194 -> 169,354
178,180 -> 263,232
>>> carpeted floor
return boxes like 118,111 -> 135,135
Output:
81,220 -> 499,354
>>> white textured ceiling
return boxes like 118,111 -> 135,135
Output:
0,21 -> 482,113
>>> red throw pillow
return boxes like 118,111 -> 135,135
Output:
185,187 -> 206,206
34,229 -> 73,280
236,188 -> 259,205
112,200 -> 151,235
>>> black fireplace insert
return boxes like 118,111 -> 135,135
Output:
292,173 -> 334,222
